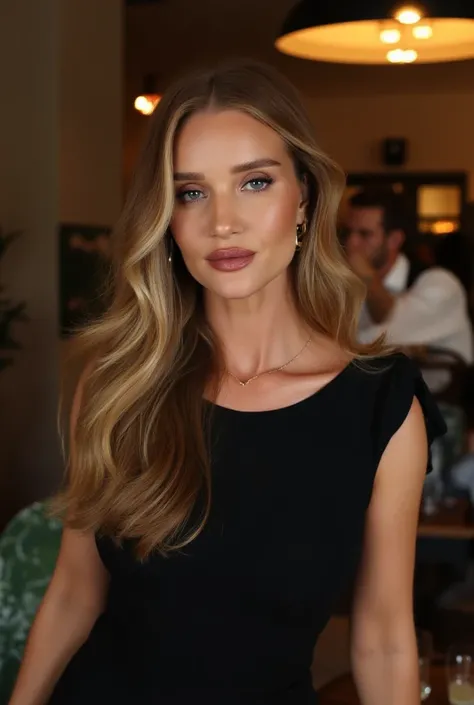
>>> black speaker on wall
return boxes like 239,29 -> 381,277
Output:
382,138 -> 407,166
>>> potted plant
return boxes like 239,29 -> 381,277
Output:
0,227 -> 27,372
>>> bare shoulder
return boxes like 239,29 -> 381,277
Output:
377,396 -> 428,487
56,527 -> 103,573
306,333 -> 353,375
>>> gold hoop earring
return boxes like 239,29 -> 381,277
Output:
295,222 -> 306,251
168,237 -> 174,264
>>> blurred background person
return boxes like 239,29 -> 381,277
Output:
340,189 -> 473,382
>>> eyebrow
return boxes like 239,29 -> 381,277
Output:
173,158 -> 281,181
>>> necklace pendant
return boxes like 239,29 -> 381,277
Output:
226,335 -> 312,390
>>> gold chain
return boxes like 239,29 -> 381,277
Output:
226,336 -> 312,387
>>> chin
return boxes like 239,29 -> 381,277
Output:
205,279 -> 262,301
190,260 -> 292,302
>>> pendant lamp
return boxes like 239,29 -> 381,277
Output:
275,1 -> 474,64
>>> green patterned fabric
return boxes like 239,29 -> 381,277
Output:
0,502 -> 62,703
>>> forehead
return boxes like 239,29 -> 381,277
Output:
173,109 -> 289,168
346,206 -> 384,230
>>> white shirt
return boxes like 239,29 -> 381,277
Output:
358,253 -> 473,363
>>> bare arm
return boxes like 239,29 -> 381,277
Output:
364,274 -> 395,323
350,399 -> 428,705
8,529 -> 109,705
9,366 -> 109,705
346,252 -> 395,323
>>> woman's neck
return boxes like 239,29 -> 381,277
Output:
204,278 -> 310,380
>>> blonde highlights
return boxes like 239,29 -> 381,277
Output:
53,60 -> 384,557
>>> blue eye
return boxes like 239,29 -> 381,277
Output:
244,178 -> 273,192
176,189 -> 203,203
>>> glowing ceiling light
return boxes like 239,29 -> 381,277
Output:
275,1 -> 474,65
387,48 -> 405,62
413,24 -> 433,39
387,48 -> 418,63
403,48 -> 419,62
395,7 -> 423,24
380,28 -> 401,43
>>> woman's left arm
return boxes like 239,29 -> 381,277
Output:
351,397 -> 428,705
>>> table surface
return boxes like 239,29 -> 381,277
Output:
318,663 -> 449,704
418,499 -> 474,539
418,522 -> 474,539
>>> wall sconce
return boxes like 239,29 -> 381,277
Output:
134,74 -> 161,116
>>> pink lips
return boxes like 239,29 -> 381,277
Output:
206,248 -> 255,272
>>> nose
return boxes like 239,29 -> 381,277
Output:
211,192 -> 241,239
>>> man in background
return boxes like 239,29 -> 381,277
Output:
341,189 -> 473,367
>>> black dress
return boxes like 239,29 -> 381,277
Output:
49,354 -> 446,705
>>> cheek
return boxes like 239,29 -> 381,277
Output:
366,237 -> 380,255
257,191 -> 299,245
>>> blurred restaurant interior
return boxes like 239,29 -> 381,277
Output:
2,0 -> 474,702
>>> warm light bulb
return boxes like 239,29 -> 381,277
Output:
386,48 -> 418,63
134,94 -> 160,116
387,48 -> 404,63
403,49 -> 418,62
413,24 -> 433,39
432,220 -> 456,234
395,6 -> 422,24
380,28 -> 401,44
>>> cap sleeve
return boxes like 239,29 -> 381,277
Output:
372,353 -> 447,472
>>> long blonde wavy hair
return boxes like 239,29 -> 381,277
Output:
54,59 -> 385,557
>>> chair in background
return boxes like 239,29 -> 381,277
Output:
410,346 -> 468,407
0,501 -> 61,702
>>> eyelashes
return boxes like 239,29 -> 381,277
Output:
176,177 -> 274,204
176,189 -> 203,204
243,177 -> 274,192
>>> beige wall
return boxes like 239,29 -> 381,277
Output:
0,0 -> 61,526
59,0 -> 123,224
307,92 -> 474,200
0,0 -> 123,528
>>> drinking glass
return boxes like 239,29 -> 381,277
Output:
417,629 -> 433,701
446,644 -> 474,705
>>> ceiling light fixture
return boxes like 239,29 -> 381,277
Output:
275,1 -> 474,64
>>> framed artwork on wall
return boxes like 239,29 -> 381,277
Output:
59,223 -> 112,337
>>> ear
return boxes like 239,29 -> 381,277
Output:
388,228 -> 405,252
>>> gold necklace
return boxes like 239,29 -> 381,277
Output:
226,336 -> 312,387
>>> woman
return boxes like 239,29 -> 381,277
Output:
9,60 -> 445,705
